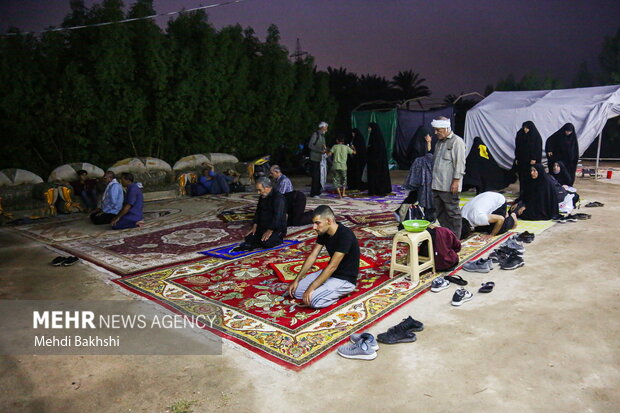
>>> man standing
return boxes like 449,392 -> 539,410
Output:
111,172 -> 144,230
329,136 -> 356,198
287,205 -> 359,309
308,122 -> 328,198
269,165 -> 293,194
90,171 -> 123,225
461,191 -> 518,239
431,116 -> 466,238
234,177 -> 287,251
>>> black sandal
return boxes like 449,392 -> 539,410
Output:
478,282 -> 495,293
445,275 -> 468,286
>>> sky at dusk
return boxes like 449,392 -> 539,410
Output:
1,0 -> 619,98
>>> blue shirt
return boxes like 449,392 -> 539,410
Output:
101,179 -> 123,214
123,183 -> 144,221
274,174 -> 293,194
198,174 -> 214,192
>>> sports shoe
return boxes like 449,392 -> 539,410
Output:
499,253 -> 524,270
502,237 -> 525,253
565,215 -> 578,222
430,277 -> 450,292
377,316 -> 424,344
349,332 -> 379,351
451,288 -> 473,306
337,334 -> 377,360
516,231 -> 535,243
496,245 -> 523,256
51,256 -> 67,266
462,258 -> 493,273
61,256 -> 79,266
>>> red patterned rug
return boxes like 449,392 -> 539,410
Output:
114,228 -> 512,370
268,255 -> 378,282
55,219 -> 250,275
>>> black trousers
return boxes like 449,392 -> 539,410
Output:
244,227 -> 284,249
90,212 -> 116,225
309,160 -> 322,196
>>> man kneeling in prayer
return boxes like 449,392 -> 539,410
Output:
287,205 -> 359,308
233,177 -> 287,252
460,191 -> 517,239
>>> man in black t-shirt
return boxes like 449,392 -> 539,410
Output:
287,205 -> 360,308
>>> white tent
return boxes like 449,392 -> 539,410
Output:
464,85 -> 620,173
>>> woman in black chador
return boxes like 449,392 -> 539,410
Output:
347,128 -> 367,190
515,163 -> 559,221
545,123 -> 579,186
549,160 -> 572,186
366,122 -> 392,196
464,136 -> 515,194
514,121 -> 543,195
406,126 -> 436,164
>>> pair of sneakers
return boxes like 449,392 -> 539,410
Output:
338,315 -> 425,360
431,277 -> 474,306
463,257 -> 493,273
516,231 -> 535,243
501,236 -> 525,253
488,246 -> 524,270
51,256 -> 79,266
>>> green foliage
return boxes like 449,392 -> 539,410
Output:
0,2 -> 336,177
493,72 -> 563,91
599,28 -> 620,84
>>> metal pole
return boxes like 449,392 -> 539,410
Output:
595,133 -> 602,179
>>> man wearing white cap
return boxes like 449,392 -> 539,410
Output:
308,122 -> 328,197
431,116 -> 466,238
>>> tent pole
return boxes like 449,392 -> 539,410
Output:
595,133 -> 602,180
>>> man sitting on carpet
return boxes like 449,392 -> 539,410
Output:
287,205 -> 359,308
90,171 -> 123,225
460,191 -> 517,239
233,177 -> 287,251
111,172 -> 144,230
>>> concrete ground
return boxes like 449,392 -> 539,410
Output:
1,171 -> 619,413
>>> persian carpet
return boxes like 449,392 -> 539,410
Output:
10,196 -> 250,244
268,255 -> 378,282
345,211 -> 397,225
114,230 -> 511,370
55,218 -> 251,275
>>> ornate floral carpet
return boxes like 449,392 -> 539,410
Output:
114,223 -> 512,370
10,196 -> 250,243
54,218 -> 255,274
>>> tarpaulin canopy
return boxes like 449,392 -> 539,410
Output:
351,106 -> 454,169
464,85 -> 620,170
394,107 -> 454,169
351,109 -> 398,167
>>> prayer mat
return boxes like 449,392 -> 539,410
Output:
217,211 -> 254,223
9,196 -> 250,244
54,218 -> 251,275
200,240 -> 301,260
345,211 -> 396,225
360,222 -> 399,238
114,232 -> 510,370
514,219 -> 555,235
268,255 -> 377,282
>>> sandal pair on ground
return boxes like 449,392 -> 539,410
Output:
431,275 -> 495,305
51,256 -> 79,266
337,316 -> 424,360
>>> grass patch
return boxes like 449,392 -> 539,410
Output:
167,399 -> 198,413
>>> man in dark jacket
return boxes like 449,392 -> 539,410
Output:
234,177 -> 287,251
